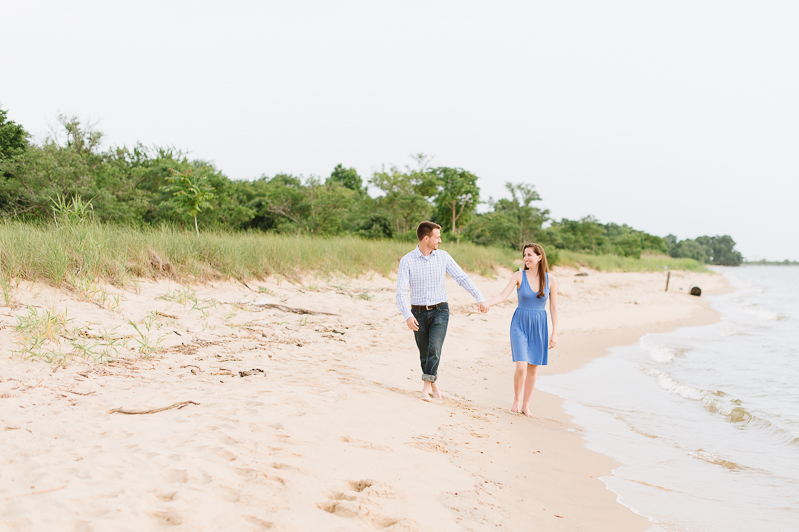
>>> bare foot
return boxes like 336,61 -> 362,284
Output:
511,399 -> 521,414
521,406 -> 534,418
421,383 -> 434,402
430,383 -> 444,402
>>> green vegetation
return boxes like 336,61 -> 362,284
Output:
12,307 -> 129,364
665,234 -> 743,266
558,251 -> 711,273
0,107 -> 743,277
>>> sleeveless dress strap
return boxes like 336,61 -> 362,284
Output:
524,271 -> 534,295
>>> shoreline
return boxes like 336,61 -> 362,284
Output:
533,270 -> 732,531
0,267 -> 730,531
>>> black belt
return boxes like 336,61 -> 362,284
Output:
411,302 -> 447,311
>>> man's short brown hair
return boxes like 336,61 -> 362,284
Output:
416,221 -> 441,241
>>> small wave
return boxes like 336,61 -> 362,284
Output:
690,449 -> 744,470
639,337 -> 689,364
640,368 -> 799,449
742,308 -> 784,321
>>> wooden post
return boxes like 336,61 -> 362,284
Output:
665,271 -> 671,292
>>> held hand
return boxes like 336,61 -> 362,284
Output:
549,334 -> 558,349
478,302 -> 489,314
406,316 -> 420,331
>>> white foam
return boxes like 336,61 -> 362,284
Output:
641,368 -> 707,401
639,336 -> 682,364
742,308 -> 782,321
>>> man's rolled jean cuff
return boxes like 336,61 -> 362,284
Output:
422,374 -> 437,383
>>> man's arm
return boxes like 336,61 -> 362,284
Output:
395,256 -> 414,321
444,252 -> 485,303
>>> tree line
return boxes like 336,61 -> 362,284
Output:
0,108 -> 743,266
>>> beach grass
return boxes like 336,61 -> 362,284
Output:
0,221 -> 518,286
556,250 -> 711,273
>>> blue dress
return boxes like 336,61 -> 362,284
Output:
510,272 -> 549,365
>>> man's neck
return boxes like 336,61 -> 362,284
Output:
418,244 -> 435,256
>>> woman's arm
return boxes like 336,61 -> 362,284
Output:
549,274 -> 559,349
483,271 -> 522,308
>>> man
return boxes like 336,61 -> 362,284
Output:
396,221 -> 488,402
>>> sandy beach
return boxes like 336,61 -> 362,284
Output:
0,267 -> 728,531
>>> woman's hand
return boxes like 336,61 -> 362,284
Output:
549,333 -> 558,349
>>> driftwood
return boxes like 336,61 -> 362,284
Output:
156,311 -> 179,319
107,401 -> 199,415
3,485 -> 66,500
62,389 -> 95,396
253,303 -> 338,316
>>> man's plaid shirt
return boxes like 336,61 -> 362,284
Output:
395,246 -> 485,321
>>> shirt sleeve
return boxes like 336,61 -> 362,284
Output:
444,252 -> 485,302
395,255 -> 413,321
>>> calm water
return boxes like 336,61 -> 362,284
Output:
540,266 -> 799,531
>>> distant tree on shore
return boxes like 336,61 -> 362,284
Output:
667,234 -> 743,266
161,167 -> 216,237
0,107 -> 28,159
327,164 -> 363,193
431,167 -> 480,243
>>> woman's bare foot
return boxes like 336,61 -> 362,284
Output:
521,405 -> 534,418
511,398 -> 521,414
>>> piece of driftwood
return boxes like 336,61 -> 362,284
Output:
2,485 -> 66,500
107,401 -> 199,415
254,303 -> 338,316
239,280 -> 256,292
62,389 -> 95,396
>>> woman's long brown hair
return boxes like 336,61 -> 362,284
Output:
522,243 -> 549,299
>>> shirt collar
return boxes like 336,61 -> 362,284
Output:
415,245 -> 437,259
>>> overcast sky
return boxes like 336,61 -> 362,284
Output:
3,1 -> 798,260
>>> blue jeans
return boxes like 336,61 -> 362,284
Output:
411,303 -> 449,382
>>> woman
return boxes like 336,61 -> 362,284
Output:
484,243 -> 558,417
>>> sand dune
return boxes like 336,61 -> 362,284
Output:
0,267 -> 728,531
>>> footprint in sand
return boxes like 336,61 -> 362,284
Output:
340,436 -> 393,452
214,448 -> 237,461
404,441 -> 450,454
242,515 -> 274,530
215,485 -> 242,502
349,479 -> 400,499
236,467 -> 286,485
161,469 -> 188,483
152,489 -> 178,501
150,510 -> 182,526
318,481 -> 416,531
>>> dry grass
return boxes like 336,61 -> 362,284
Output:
0,221 -> 518,287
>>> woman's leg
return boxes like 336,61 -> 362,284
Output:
511,361 -> 527,413
521,364 -> 539,417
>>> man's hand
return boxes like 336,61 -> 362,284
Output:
406,316 -> 420,331
478,302 -> 489,313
